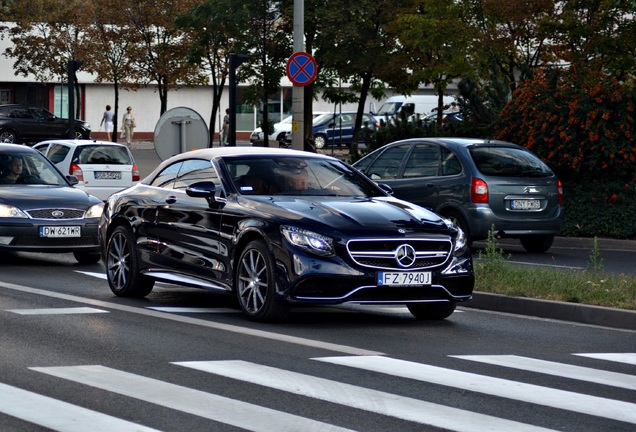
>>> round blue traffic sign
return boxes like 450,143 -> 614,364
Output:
286,52 -> 317,87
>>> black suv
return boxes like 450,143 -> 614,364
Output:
0,104 -> 91,144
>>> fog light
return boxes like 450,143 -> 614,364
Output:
0,236 -> 14,245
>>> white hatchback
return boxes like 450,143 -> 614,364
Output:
33,139 -> 140,200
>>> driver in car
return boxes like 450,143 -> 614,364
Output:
0,156 -> 23,184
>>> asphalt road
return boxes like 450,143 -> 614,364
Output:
0,253 -> 635,432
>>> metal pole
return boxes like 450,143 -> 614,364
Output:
291,0 -> 304,150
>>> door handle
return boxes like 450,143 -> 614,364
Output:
165,196 -> 177,204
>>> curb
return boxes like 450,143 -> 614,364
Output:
463,292 -> 636,331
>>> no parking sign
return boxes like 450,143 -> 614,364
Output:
286,52 -> 317,87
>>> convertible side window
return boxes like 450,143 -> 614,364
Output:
151,162 -> 182,188
175,159 -> 223,198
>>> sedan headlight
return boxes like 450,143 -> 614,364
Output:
281,226 -> 334,257
0,204 -> 28,218
85,203 -> 104,219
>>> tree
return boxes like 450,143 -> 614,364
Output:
78,0 -> 143,140
0,0 -> 90,118
120,0 -> 207,116
315,0 -> 404,158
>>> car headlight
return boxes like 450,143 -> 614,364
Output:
443,218 -> 468,256
85,203 -> 104,219
281,226 -> 334,257
0,204 -> 28,218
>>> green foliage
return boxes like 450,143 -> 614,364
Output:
496,67 -> 636,181
561,177 -> 636,239
477,227 -> 510,276
586,237 -> 605,274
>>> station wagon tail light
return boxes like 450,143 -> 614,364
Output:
471,178 -> 488,203
132,163 -> 140,181
557,179 -> 563,205
70,162 -> 83,181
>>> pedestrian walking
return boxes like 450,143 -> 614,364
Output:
100,105 -> 114,141
222,108 -> 230,146
121,106 -> 136,146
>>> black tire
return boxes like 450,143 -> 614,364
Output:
0,129 -> 17,143
73,252 -> 101,264
314,134 -> 328,149
236,240 -> 290,322
407,302 -> 456,320
441,210 -> 472,248
105,225 -> 154,297
520,235 -> 554,253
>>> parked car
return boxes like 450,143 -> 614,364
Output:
353,138 -> 563,253
285,112 -> 380,149
33,139 -> 140,201
99,147 -> 473,322
250,112 -> 328,145
0,104 -> 91,144
0,144 -> 104,263
421,111 -> 463,125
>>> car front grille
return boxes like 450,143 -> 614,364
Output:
346,238 -> 452,270
26,208 -> 86,219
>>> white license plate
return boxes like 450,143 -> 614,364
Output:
511,199 -> 541,210
94,171 -> 122,180
378,271 -> 431,286
39,226 -> 81,238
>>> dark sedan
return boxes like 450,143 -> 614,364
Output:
99,147 -> 474,322
0,104 -> 91,144
0,144 -> 104,263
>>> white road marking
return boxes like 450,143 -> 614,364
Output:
7,307 -> 108,315
32,365 -> 354,432
174,360 -> 559,432
574,353 -> 636,365
147,307 -> 239,313
0,382 -> 161,432
0,281 -> 382,356
315,355 -> 636,425
451,354 -> 636,390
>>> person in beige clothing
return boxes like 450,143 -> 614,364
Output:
121,106 -> 136,146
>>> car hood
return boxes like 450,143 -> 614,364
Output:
0,186 -> 101,210
241,195 -> 448,233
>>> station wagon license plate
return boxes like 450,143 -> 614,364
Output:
378,271 -> 431,286
39,226 -> 81,238
511,199 -> 540,210
94,171 -> 121,180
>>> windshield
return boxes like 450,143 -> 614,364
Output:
312,113 -> 336,125
376,102 -> 402,117
470,146 -> 553,177
0,151 -> 68,185
75,145 -> 133,165
225,156 -> 384,197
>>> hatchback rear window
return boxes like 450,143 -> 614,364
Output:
469,146 -> 552,177
75,146 -> 132,165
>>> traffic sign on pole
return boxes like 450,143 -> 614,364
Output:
286,52 -> 317,87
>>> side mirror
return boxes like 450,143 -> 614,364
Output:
377,183 -> 393,195
186,181 -> 224,208
66,175 -> 79,185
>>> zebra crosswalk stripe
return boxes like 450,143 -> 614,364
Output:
0,382 -> 161,432
315,355 -> 636,425
451,354 -> 636,390
174,360 -> 560,432
574,353 -> 636,366
31,365 -> 354,432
